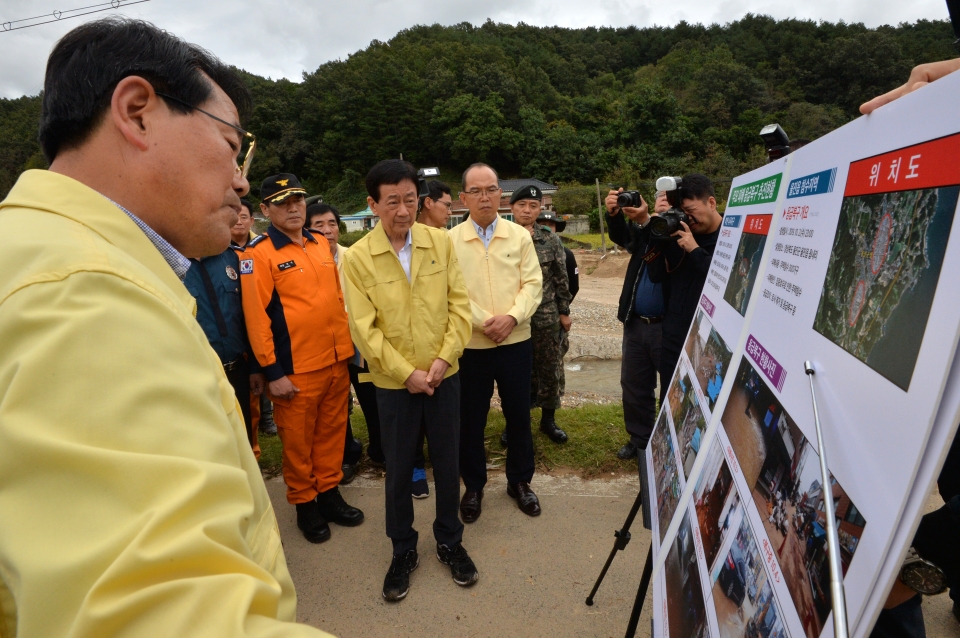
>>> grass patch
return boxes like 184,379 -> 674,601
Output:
258,403 -> 634,478
562,233 -> 604,249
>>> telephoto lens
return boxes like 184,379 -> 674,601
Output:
616,190 -> 642,208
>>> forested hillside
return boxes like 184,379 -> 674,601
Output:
1,15 -> 956,208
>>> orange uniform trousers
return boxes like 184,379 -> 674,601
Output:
270,360 -> 350,504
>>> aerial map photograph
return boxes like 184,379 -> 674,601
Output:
813,184 -> 959,390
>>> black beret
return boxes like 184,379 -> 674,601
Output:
510,185 -> 543,204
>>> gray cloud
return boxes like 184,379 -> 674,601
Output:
0,0 -> 950,98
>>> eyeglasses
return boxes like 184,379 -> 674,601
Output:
156,92 -> 257,179
463,187 -> 501,199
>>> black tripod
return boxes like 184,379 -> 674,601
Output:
586,478 -> 654,638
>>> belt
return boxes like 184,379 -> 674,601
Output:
223,358 -> 244,372
636,315 -> 664,324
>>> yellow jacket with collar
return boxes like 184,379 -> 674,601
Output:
0,171 -> 330,638
448,215 -> 543,349
342,222 -> 471,389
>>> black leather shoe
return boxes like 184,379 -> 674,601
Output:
295,500 -> 330,543
507,482 -> 541,516
340,463 -> 356,485
316,487 -> 364,526
500,430 -> 508,448
617,441 -> 638,460
382,549 -> 419,602
437,543 -> 479,586
540,418 -> 568,444
459,490 -> 483,523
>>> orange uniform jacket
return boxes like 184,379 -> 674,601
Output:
241,225 -> 353,381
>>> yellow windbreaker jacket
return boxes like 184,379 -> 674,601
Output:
448,216 -> 543,349
342,223 -> 471,389
0,171 -> 330,638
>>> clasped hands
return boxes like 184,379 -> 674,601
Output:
404,358 -> 451,395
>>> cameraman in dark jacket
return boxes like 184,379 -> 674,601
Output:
604,189 -> 671,460
645,174 -> 723,404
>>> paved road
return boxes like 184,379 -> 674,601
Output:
269,472 -> 959,637
269,472 -> 655,638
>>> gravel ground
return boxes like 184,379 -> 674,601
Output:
569,298 -> 622,333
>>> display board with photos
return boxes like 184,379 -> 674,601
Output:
645,72 -> 960,638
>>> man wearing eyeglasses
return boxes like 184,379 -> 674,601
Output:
449,163 -> 544,521
0,18 -> 333,637
242,174 -> 363,545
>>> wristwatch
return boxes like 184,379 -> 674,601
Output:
900,547 -> 947,595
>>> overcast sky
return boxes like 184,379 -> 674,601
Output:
0,0 -> 951,98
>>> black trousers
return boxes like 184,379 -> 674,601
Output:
224,358 -> 252,445
414,421 -> 427,470
349,362 -> 384,464
377,374 -> 463,554
342,405 -> 363,467
621,318 -> 662,449
459,340 -> 535,491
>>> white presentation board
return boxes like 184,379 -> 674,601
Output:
644,70 -> 960,638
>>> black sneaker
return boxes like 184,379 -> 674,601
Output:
437,543 -> 479,586
295,500 -> 330,544
617,441 -> 638,460
316,487 -> 365,526
382,549 -> 419,602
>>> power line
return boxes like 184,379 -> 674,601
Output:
1,0 -> 151,33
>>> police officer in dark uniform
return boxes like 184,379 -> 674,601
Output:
183,243 -> 261,446
506,186 -> 572,445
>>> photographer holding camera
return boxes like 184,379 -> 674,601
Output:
621,174 -> 722,406
604,188 -> 670,460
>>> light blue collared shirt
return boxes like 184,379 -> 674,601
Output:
471,214 -> 499,250
111,200 -> 191,281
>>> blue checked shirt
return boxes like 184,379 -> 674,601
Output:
111,201 -> 191,281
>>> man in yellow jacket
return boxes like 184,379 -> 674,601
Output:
0,19 -> 331,637
449,163 -> 544,522
343,160 -> 475,602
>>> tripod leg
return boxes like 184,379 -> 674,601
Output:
586,485 -> 645,605
625,546 -> 653,638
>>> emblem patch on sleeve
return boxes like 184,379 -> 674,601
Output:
240,259 -> 254,274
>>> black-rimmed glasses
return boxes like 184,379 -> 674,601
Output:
156,92 -> 257,179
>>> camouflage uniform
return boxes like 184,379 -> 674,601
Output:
530,225 -> 572,410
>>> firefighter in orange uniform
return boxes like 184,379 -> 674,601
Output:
242,173 -> 364,544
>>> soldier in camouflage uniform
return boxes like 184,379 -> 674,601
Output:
503,185 -> 572,445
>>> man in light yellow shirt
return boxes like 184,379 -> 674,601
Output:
449,163 -> 544,522
0,18 -> 331,637
343,160 -> 474,602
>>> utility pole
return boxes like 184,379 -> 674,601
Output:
595,178 -> 606,255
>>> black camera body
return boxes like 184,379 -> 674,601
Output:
417,167 -> 440,198
616,190 -> 643,209
648,176 -> 688,241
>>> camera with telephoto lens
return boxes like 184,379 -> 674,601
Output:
616,190 -> 643,209
417,167 -> 440,197
648,176 -> 688,241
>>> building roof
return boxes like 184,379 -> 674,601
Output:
498,178 -> 557,195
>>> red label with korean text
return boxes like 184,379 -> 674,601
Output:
744,214 -> 771,235
845,132 -> 960,196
